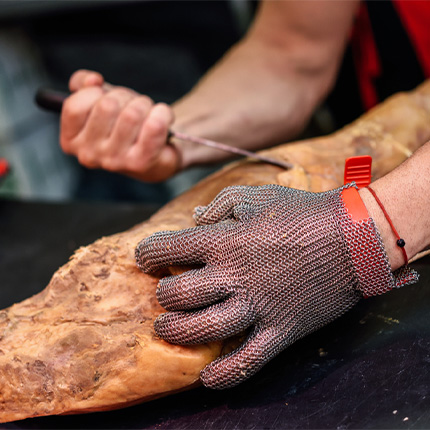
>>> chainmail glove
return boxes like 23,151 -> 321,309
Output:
136,184 -> 418,389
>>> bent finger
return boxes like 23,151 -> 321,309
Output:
154,294 -> 255,345
109,95 -> 154,155
80,88 -> 139,143
60,86 -> 105,145
201,326 -> 285,389
157,266 -> 234,311
136,222 -> 235,273
130,103 -> 174,167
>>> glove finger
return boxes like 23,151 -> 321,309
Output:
154,293 -> 255,344
200,326 -> 285,389
194,185 -> 250,225
157,266 -> 235,311
136,223 -> 235,273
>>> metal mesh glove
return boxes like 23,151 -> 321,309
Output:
135,184 -> 418,389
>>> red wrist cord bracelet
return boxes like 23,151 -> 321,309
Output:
366,185 -> 409,266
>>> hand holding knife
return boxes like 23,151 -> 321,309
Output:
35,88 -> 292,170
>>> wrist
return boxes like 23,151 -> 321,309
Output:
340,185 -> 418,297
358,187 -> 406,271
171,97 -> 246,169
168,131 -> 223,171
170,99 -> 221,169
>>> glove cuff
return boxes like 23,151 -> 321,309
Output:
340,186 -> 418,298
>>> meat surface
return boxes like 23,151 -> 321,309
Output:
1,81 -> 430,422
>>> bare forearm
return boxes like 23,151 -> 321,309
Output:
59,1 -> 359,182
172,0 -> 359,169
360,141 -> 430,270
172,40 -> 321,166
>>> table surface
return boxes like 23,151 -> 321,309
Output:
1,198 -> 430,429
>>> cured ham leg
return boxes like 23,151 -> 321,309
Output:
2,81 -> 430,423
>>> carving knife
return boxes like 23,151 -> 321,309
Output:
35,88 -> 292,170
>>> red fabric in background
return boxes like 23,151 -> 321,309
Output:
393,0 -> 430,77
350,3 -> 381,110
351,0 -> 430,111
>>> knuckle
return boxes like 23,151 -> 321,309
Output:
77,151 -> 98,168
146,116 -> 166,136
108,86 -> 134,98
62,97 -> 83,120
127,147 -> 160,171
100,157 -> 120,172
137,95 -> 154,108
95,96 -> 119,117
121,105 -> 143,125
124,157 -> 148,175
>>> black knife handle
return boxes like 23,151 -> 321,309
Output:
35,88 -> 68,113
